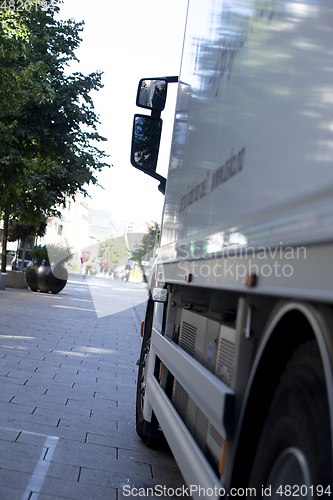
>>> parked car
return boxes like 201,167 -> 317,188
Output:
0,250 -> 16,271
11,257 -> 33,272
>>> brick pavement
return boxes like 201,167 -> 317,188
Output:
0,275 -> 186,500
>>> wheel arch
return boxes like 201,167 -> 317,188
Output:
231,301 -> 333,487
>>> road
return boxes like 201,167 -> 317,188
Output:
0,274 -> 186,499
83,275 -> 148,321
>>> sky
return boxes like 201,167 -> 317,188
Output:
56,0 -> 189,223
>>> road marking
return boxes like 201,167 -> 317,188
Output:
52,305 -> 97,312
21,435 -> 58,500
0,427 -> 58,500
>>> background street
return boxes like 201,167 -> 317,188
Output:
0,275 -> 185,499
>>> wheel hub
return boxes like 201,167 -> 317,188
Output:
266,447 -> 312,499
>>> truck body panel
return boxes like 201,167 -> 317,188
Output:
161,0 -> 333,257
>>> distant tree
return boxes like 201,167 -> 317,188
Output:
0,1 -> 111,271
131,223 -> 160,270
98,235 -> 128,270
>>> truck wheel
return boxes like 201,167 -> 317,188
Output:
136,304 -> 163,447
249,341 -> 332,497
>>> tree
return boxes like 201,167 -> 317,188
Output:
7,218 -> 47,271
98,235 -> 128,271
0,1 -> 111,271
131,223 -> 160,270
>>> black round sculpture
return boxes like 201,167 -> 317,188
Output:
26,262 -> 68,294
25,263 -> 39,292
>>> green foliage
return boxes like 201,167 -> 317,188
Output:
8,218 -> 47,242
46,243 -> 73,265
0,2 -> 110,189
100,258 -> 109,269
0,0 -> 111,271
98,235 -> 128,269
86,263 -> 97,269
30,243 -> 72,266
131,223 -> 160,269
30,244 -> 49,265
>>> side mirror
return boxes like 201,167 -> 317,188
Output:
136,78 -> 167,111
131,114 -> 162,173
130,76 -> 177,194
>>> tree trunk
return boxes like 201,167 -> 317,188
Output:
20,235 -> 28,272
1,211 -> 9,273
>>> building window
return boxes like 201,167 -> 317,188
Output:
57,225 -> 63,236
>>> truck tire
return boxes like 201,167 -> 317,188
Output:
249,341 -> 332,497
135,303 -> 163,447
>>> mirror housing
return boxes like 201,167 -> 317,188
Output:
131,114 -> 162,172
136,78 -> 167,111
130,114 -> 166,194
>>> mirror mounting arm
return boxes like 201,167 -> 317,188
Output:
158,178 -> 166,195
149,171 -> 166,195
165,76 -> 178,83
151,109 -> 161,119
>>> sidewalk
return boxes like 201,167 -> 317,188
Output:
0,275 -> 185,500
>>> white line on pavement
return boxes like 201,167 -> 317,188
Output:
21,435 -> 59,500
0,427 -> 59,500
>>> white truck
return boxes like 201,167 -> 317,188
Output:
130,0 -> 333,497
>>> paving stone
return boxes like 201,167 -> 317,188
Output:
0,401 -> 36,414
32,405 -> 91,420
0,427 -> 21,442
86,431 -> 145,451
0,406 -> 62,429
0,439 -> 46,461
17,432 -> 53,447
0,468 -> 34,490
0,373 -> 32,385
78,465 -> 177,491
0,279 -> 186,498
0,485 -> 27,500
39,475 -> 117,500
11,392 -> 69,407
94,387 -> 136,403
151,464 -> 186,484
56,416 -> 118,439
30,493 -> 75,500
64,397 -> 118,411
118,447 -> 178,468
